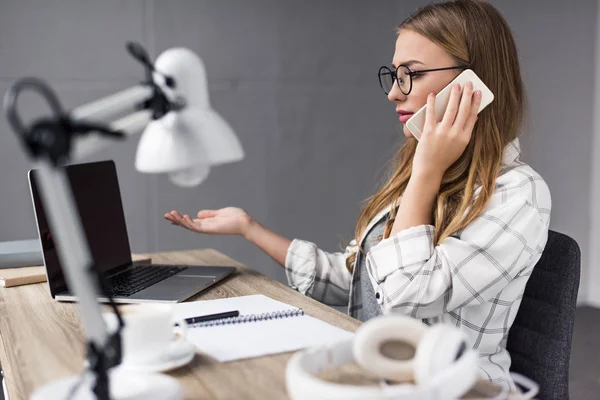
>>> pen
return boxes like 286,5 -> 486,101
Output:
185,310 -> 240,325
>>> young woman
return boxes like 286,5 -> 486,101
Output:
165,0 -> 551,388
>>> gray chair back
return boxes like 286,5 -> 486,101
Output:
506,230 -> 580,400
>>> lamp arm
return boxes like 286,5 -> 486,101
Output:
71,85 -> 154,123
71,108 -> 153,160
68,81 -> 183,161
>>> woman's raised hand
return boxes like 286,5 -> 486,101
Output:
411,81 -> 482,181
164,207 -> 254,237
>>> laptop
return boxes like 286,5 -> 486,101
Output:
28,160 -> 235,303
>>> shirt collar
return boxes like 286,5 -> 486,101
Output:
502,138 -> 521,165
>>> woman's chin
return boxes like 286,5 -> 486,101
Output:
402,124 -> 413,138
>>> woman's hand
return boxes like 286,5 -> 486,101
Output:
164,207 -> 254,237
411,81 -> 482,181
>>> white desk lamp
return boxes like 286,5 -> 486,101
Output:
4,42 -> 243,400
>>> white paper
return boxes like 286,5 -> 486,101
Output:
173,294 -> 353,362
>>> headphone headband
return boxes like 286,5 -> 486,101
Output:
286,337 -> 478,400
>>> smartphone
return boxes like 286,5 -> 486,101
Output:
405,69 -> 494,140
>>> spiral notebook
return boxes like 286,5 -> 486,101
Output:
173,294 -> 353,362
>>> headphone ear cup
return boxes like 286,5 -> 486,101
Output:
413,324 -> 468,385
353,315 -> 428,382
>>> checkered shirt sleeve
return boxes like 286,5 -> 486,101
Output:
366,191 -> 550,317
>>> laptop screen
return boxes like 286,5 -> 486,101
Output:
28,160 -> 133,296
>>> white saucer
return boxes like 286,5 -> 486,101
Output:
118,337 -> 196,373
84,337 -> 196,374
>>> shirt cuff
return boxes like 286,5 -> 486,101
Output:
367,224 -> 435,283
285,238 -> 316,295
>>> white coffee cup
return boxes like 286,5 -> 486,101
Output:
103,304 -> 188,366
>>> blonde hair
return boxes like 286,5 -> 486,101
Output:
346,0 -> 525,272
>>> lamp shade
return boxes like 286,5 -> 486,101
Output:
135,48 -> 244,186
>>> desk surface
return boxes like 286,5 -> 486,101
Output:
0,249 -> 511,399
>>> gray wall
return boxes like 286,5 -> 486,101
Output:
495,0 -> 597,303
0,0 -> 596,303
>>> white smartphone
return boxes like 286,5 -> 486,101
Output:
405,69 -> 494,140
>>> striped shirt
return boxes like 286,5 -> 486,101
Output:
285,138 -> 551,388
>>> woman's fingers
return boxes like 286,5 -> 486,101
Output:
170,210 -> 183,219
165,211 -> 193,230
164,212 -> 179,224
165,211 -> 209,232
184,214 -> 196,226
452,82 -> 474,131
423,92 -> 436,133
440,84 -> 461,128
180,214 -> 197,231
463,90 -> 482,135
171,212 -> 187,227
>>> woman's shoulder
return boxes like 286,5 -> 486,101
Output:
486,161 -> 551,217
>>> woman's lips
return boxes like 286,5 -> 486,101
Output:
398,113 -> 413,123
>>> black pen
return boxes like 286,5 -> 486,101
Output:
185,310 -> 240,325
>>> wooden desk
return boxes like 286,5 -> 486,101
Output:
0,249 -> 513,399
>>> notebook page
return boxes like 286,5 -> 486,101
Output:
173,294 -> 298,318
173,295 -> 354,362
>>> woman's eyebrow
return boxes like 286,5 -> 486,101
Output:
391,60 -> 424,68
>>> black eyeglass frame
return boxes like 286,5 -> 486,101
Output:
378,64 -> 470,95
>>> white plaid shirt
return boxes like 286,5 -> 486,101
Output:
285,139 -> 551,388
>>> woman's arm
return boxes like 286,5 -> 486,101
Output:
165,207 -> 353,306
243,220 -> 292,267
390,174 -> 441,235
366,182 -> 551,317
244,220 -> 353,306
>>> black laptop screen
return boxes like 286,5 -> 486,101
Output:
29,160 -> 132,296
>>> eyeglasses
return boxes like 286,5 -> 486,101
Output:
378,64 -> 470,95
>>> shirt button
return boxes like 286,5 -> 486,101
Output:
375,292 -> 380,299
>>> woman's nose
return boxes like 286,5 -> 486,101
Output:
387,81 -> 406,103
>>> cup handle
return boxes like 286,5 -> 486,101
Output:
173,319 -> 188,341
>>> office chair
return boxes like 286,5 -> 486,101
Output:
506,230 -> 580,400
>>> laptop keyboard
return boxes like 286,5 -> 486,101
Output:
106,265 -> 187,297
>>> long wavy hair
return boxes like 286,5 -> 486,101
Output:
346,0 -> 526,272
